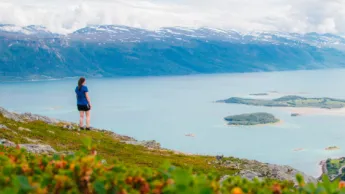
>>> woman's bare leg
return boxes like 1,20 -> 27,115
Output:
86,111 -> 90,128
79,111 -> 85,127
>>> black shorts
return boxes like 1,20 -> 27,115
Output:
77,104 -> 90,111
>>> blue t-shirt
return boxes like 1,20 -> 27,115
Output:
75,85 -> 89,105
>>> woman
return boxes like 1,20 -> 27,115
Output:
75,77 -> 92,130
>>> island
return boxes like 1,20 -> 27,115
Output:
249,93 -> 269,96
325,146 -> 340,151
293,148 -> 304,152
217,95 -> 345,109
224,112 -> 279,126
291,113 -> 301,117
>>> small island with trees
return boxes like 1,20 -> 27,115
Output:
217,95 -> 345,109
224,112 -> 280,126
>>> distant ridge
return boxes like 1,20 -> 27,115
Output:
1,24 -> 345,81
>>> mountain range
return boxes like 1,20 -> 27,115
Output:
1,24 -> 345,80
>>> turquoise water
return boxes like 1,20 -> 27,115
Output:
2,69 -> 345,177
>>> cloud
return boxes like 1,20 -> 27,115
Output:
0,0 -> 345,34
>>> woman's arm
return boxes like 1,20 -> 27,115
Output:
85,92 -> 92,109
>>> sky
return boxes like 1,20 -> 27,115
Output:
0,0 -> 345,34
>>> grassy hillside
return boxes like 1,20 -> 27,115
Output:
0,144 -> 297,194
2,110 -> 345,193
0,113 -> 239,176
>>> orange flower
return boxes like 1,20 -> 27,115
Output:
21,164 -> 31,173
231,187 -> 243,194
140,182 -> 150,194
70,163 -> 75,171
272,183 -> 282,194
166,178 -> 174,185
125,176 -> 133,184
36,187 -> 48,194
91,149 -> 97,156
339,181 -> 345,189
118,189 -> 128,194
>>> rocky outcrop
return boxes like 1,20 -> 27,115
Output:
291,113 -> 301,117
62,124 -> 76,130
214,158 -> 317,185
19,144 -> 56,154
219,175 -> 230,185
0,138 -> 56,154
18,127 -> 31,132
0,107 -> 59,124
91,128 -> 160,149
238,170 -> 262,181
0,139 -> 16,147
248,164 -> 316,184
124,140 -> 161,149
0,124 -> 9,130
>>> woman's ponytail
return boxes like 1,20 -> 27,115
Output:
78,77 -> 86,91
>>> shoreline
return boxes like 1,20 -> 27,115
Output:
226,119 -> 284,127
319,160 -> 327,178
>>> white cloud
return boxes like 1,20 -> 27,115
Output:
0,0 -> 345,34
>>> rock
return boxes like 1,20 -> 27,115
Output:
219,175 -> 230,185
238,170 -> 262,181
101,159 -> 107,164
293,148 -> 304,152
63,125 -> 74,130
237,165 -> 317,185
266,164 -> 317,184
0,107 -> 22,122
219,158 -> 317,185
19,144 -> 56,154
0,124 -> 9,130
18,127 -> 31,132
59,151 -> 75,155
141,140 -> 161,149
291,113 -> 301,117
216,155 -> 224,161
0,139 -> 16,147
0,107 -> 59,124
124,140 -> 161,149
222,161 -> 240,169
21,112 -> 58,124
25,137 -> 39,143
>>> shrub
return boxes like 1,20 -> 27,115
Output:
1,140 -> 345,194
